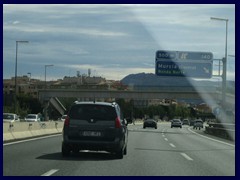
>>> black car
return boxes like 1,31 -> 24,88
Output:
143,119 -> 157,129
62,101 -> 129,159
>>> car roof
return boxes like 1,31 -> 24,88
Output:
145,119 -> 155,121
73,101 -> 118,107
3,113 -> 16,115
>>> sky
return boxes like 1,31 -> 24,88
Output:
3,4 -> 235,81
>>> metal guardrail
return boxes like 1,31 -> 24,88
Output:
208,122 -> 235,129
205,122 -> 235,141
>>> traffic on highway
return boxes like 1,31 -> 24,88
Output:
3,121 -> 235,176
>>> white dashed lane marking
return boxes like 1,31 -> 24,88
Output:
169,143 -> 176,148
41,169 -> 59,176
164,138 -> 168,141
180,153 -> 193,161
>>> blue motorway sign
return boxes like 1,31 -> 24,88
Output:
155,61 -> 213,78
156,50 -> 213,61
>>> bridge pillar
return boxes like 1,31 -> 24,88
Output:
43,100 -> 49,121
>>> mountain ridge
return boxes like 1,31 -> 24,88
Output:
120,73 -> 235,88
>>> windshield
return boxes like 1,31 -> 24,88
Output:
3,114 -> 14,120
3,4 -> 235,176
26,115 -> 37,119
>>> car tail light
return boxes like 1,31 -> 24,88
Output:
115,117 -> 121,128
64,116 -> 70,126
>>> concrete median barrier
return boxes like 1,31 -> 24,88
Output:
3,121 -> 64,142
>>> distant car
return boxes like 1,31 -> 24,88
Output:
171,119 -> 182,128
189,119 -> 195,126
143,119 -> 157,129
60,115 -> 67,121
3,113 -> 20,123
25,114 -> 41,122
182,119 -> 190,126
193,119 -> 204,130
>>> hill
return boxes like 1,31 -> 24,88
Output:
120,73 -> 235,92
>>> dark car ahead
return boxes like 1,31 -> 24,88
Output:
62,101 -> 129,159
143,119 -> 157,129
182,119 -> 190,126
171,119 -> 182,128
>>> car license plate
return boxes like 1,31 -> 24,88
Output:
82,131 -> 101,137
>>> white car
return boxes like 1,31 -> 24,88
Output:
3,113 -> 20,123
193,119 -> 204,130
171,119 -> 182,128
25,114 -> 41,122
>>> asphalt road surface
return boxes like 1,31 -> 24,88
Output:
3,122 -> 235,176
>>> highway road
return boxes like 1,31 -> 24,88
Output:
3,122 -> 235,176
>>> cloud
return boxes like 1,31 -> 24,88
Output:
3,4 -> 235,81
4,23 -> 129,37
12,21 -> 20,25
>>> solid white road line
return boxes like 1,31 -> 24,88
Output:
169,143 -> 176,148
180,153 -> 193,161
3,134 -> 61,146
41,169 -> 59,176
188,127 -> 235,147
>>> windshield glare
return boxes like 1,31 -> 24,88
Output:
3,4 -> 235,176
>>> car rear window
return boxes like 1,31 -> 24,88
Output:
173,119 -> 180,122
26,115 -> 36,118
3,114 -> 14,120
69,104 -> 117,121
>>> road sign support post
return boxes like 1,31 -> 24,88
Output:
222,57 -> 227,108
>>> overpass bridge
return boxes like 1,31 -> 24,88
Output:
38,87 -> 234,119
38,87 -> 218,101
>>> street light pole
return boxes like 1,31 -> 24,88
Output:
14,40 -> 29,114
210,17 -> 228,108
44,64 -> 54,89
